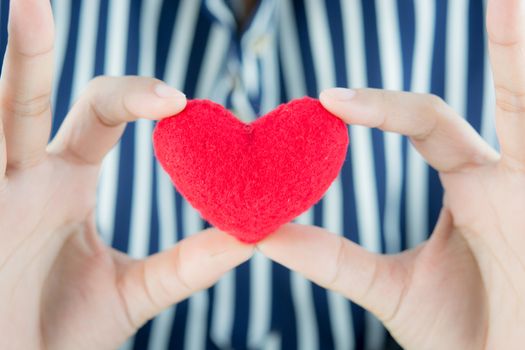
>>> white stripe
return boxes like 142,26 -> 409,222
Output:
105,0 -> 131,77
406,0 -> 434,248
480,0 -> 497,149
164,0 -> 202,88
183,201 -> 207,350
263,332 -> 282,350
324,178 -> 355,350
182,199 -> 204,237
240,51 -> 260,98
247,251 -> 272,349
341,1 -> 384,349
375,0 -> 403,255
292,210 -> 319,350
303,0 -> 335,92
149,1 -> 203,346
246,15 -> 280,349
69,0 -> 100,101
279,0 -> 307,99
128,0 -> 163,259
279,3 -> 319,349
51,0 -> 71,110
203,25 -> 239,349
210,270 -> 236,348
98,150 -> 120,246
125,1 -> 162,348
446,0 -> 469,115
372,1 -> 405,347
98,0 -> 131,247
195,24 -> 232,99
259,30 -> 279,115
147,307 -> 176,350
184,291 -> 208,350
205,0 -> 236,28
240,0 -> 276,98
232,86 -> 256,121
147,168 -> 178,350
304,1 -> 355,349
290,276 -> 318,350
103,0 -> 133,242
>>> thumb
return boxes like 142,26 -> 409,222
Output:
118,229 -> 254,329
258,224 -> 410,322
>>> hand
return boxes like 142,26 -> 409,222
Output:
259,0 -> 525,348
0,1 -> 253,349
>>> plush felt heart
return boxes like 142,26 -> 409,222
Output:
153,97 -> 348,243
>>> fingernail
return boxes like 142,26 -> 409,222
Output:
154,83 -> 186,99
322,88 -> 356,101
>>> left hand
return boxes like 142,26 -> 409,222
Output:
259,0 -> 525,349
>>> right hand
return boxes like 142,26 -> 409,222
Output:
0,1 -> 254,349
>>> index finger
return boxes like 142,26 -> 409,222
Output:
487,0 -> 525,168
0,0 -> 54,170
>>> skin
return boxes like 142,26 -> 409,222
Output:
260,0 -> 525,349
0,0 -> 523,349
0,1 -> 253,349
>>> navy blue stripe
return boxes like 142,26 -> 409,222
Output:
149,162 -> 160,250
466,0 -> 484,133
397,0 -> 415,92
155,0 -> 182,79
204,286 -> 219,350
278,52 -> 288,102
291,0 -> 317,97
0,0 -> 9,73
133,150 -> 162,349
168,193 -> 187,349
325,0 -> 348,88
267,54 -> 299,350
397,0 -> 415,252
271,264 -> 297,350
326,1 -> 367,347
360,2 -> 388,347
400,137 -> 409,251
341,147 -> 367,349
361,0 -> 383,90
125,0 -> 142,75
183,7 -> 213,98
52,0 -> 82,136
112,125 -> 135,253
428,0 -> 448,232
293,4 -> 333,343
112,0 -> 142,253
311,283 -> 335,350
169,299 -> 189,350
361,0 -> 386,255
94,0 -> 109,76
231,261 -> 251,349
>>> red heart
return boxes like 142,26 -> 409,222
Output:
153,97 -> 349,243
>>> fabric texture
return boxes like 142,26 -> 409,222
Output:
154,97 -> 349,243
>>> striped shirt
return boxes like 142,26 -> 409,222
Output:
0,0 -> 497,349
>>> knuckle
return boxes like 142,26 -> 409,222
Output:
326,236 -> 347,289
426,94 -> 447,113
141,262 -> 164,313
87,75 -> 112,90
495,86 -> 525,115
410,94 -> 449,141
6,93 -> 51,118
15,44 -> 54,60
172,245 -> 192,292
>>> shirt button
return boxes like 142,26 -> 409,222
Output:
251,34 -> 272,55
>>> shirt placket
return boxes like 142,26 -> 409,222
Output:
204,0 -> 278,122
